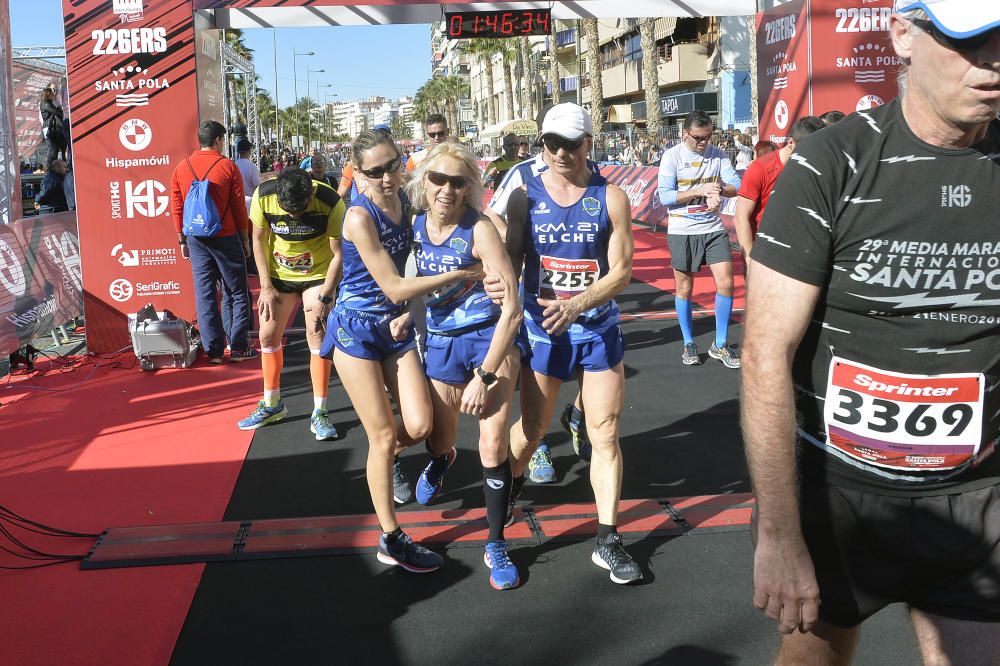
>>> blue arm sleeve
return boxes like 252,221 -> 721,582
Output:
657,154 -> 678,206
720,158 -> 741,190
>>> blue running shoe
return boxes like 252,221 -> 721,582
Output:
561,404 -> 592,463
310,409 -> 339,441
376,532 -> 443,573
237,399 -> 288,430
527,443 -> 556,484
415,448 -> 457,505
484,540 -> 520,590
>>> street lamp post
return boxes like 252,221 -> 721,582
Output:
292,49 -> 314,151
306,67 -> 325,151
325,93 -> 338,143
316,82 -> 332,149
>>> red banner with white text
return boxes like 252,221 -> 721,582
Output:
756,0 -> 809,146
62,0 -> 200,352
809,0 -> 899,118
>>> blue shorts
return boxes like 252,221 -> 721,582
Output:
523,325 -> 624,381
321,309 -> 415,361
424,324 -> 495,385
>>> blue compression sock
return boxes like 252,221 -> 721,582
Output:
676,297 -> 694,344
715,294 -> 733,348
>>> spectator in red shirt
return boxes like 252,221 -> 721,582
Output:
734,117 -> 825,263
170,120 -> 255,363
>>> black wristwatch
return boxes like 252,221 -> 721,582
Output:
319,294 -> 333,305
476,366 -> 497,386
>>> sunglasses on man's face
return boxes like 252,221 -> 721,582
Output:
359,156 -> 402,179
687,131 -> 713,143
542,135 -> 585,153
910,18 -> 998,53
426,171 -> 469,189
427,131 -> 447,140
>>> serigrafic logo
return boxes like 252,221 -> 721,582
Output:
125,180 -> 169,218
119,118 -> 151,152
941,185 -> 972,208
109,278 -> 134,303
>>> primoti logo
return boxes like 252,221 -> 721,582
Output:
125,180 -> 169,218
111,243 -> 140,267
91,27 -> 167,56
109,278 -> 134,303
941,185 -> 972,208
119,118 -> 151,152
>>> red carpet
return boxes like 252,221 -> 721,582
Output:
0,355 -> 261,666
631,226 -> 746,313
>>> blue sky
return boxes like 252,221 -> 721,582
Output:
10,0 -> 433,106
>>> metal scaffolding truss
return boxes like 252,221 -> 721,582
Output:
220,40 -> 260,164
11,46 -> 66,62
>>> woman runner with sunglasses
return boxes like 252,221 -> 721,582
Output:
321,130 -> 483,574
405,143 -> 523,590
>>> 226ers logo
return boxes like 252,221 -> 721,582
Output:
273,250 -> 313,274
539,255 -> 598,300
824,357 -> 984,472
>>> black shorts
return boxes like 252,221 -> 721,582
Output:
667,230 -> 732,273
270,277 -> 325,294
797,482 -> 1000,627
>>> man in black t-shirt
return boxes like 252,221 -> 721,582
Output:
742,2 -> 1000,663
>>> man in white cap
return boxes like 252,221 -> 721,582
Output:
743,1 -> 1000,662
494,102 -> 642,584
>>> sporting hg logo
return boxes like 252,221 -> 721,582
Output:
110,180 -> 169,219
941,185 -> 971,208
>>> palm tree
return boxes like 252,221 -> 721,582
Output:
548,21 -> 562,105
519,37 -> 535,121
640,19 -> 661,141
496,40 -> 517,121
582,19 -> 603,141
468,39 -> 499,126
441,74 -> 470,134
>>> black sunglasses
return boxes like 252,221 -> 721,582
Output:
426,171 -> 469,189
910,18 -> 997,53
427,131 -> 447,139
542,134 -> 585,153
359,156 -> 402,179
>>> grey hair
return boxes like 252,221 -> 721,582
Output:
405,142 -> 485,212
893,7 -> 928,96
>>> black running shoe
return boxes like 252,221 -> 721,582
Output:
504,487 -> 522,527
393,458 -> 412,505
592,533 -> 643,584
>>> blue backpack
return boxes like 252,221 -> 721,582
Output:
182,157 -> 229,237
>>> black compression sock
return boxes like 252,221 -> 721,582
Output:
483,459 -> 513,542
384,527 -> 404,543
597,523 -> 617,540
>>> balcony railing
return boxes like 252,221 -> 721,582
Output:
556,28 -> 577,48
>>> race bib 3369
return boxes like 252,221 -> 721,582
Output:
823,357 -> 984,472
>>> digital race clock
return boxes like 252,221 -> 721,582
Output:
444,9 -> 552,39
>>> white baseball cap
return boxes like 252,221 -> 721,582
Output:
895,0 -> 1000,38
537,103 -> 593,145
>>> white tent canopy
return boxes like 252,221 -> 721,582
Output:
206,1 -> 756,28
479,118 -> 538,142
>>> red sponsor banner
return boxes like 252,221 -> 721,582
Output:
0,213 -> 84,356
63,0 -> 200,352
810,0 -> 898,117
756,0 -> 809,146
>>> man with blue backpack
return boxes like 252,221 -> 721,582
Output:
169,120 -> 256,364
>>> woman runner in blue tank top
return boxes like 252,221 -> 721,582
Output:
405,143 -> 523,590
321,130 -> 482,575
